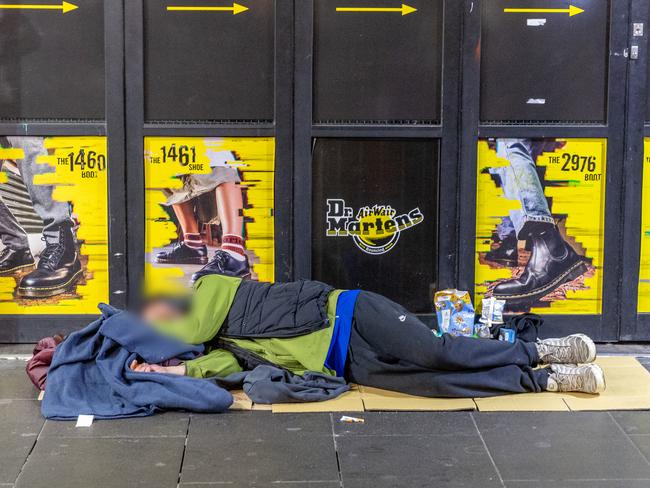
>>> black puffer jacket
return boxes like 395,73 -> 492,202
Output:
220,279 -> 334,339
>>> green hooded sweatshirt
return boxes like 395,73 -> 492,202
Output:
155,275 -> 342,379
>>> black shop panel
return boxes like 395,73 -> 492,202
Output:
480,0 -> 609,123
313,0 -> 443,123
312,139 -> 438,312
0,0 -> 105,120
144,0 -> 274,122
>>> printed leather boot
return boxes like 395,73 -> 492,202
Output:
18,223 -> 82,298
190,250 -> 250,284
485,233 -> 518,266
0,248 -> 35,275
155,241 -> 208,265
492,223 -> 588,304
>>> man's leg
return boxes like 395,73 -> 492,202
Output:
190,164 -> 250,283
0,195 -> 35,274
491,138 -> 588,304
7,137 -> 73,239
346,291 -> 601,397
155,200 -> 208,265
349,291 -> 539,372
7,137 -> 82,297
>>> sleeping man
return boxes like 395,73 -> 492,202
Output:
132,274 -> 605,398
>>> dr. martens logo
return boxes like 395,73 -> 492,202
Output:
325,199 -> 424,255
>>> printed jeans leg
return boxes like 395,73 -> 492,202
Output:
7,137 -> 72,244
495,138 -> 555,238
351,291 -> 540,372
0,195 -> 30,250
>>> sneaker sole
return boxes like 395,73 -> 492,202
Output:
587,364 -> 606,394
493,260 -> 589,303
17,269 -> 83,298
571,333 -> 597,363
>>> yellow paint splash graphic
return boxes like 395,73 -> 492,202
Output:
144,137 -> 275,293
0,137 -> 109,314
638,139 -> 650,312
475,139 -> 607,315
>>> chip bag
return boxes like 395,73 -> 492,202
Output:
434,289 -> 475,337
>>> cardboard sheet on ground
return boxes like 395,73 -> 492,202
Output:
228,357 -> 650,414
476,357 -> 650,412
561,356 -> 650,411
360,386 -> 476,411
271,387 -> 364,413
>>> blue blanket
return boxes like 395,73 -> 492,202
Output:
42,304 -> 233,420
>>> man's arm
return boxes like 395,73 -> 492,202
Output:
131,348 -> 243,378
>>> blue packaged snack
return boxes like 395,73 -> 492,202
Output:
498,328 -> 517,343
434,289 -> 475,337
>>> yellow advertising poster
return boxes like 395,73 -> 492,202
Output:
475,138 -> 607,315
638,139 -> 650,312
0,136 -> 109,314
144,137 -> 275,295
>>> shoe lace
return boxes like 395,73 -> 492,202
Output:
37,237 -> 64,271
208,250 -> 229,271
0,247 -> 11,261
551,368 -> 584,392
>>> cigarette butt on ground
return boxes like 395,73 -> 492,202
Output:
339,415 -> 364,423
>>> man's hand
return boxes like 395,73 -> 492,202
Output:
129,360 -> 186,376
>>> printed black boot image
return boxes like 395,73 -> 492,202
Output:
155,241 -> 208,265
18,223 -> 82,298
190,249 -> 251,284
0,248 -> 35,275
485,232 -> 519,267
491,222 -> 588,306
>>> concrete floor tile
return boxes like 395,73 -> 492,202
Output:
15,436 -> 185,488
474,412 -> 650,482
181,430 -> 339,484
333,411 -> 476,437
0,400 -> 44,484
0,360 -> 38,400
336,434 -> 501,487
41,412 -> 189,438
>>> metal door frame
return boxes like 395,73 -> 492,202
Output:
124,0 -> 295,310
293,0 -> 464,321
457,0 -> 630,341
620,0 -> 650,340
0,1 -> 127,342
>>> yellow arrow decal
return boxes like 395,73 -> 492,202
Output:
504,5 -> 585,17
0,1 -> 78,13
167,2 -> 248,14
336,3 -> 417,16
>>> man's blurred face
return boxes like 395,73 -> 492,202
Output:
140,300 -> 184,323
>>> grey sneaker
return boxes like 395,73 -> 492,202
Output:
546,364 -> 606,394
536,334 -> 596,365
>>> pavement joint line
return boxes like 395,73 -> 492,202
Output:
608,411 -> 650,467
329,413 -> 345,488
176,413 -> 192,488
13,412 -> 46,486
0,355 -> 30,360
470,412 -> 506,488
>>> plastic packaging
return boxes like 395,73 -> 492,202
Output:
434,289 -> 475,337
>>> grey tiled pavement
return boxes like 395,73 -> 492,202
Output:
4,358 -> 650,487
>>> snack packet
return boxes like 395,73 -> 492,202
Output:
434,289 -> 475,337
479,297 -> 506,326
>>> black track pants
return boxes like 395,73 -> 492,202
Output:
345,291 -> 549,398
